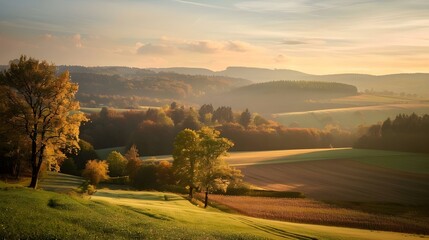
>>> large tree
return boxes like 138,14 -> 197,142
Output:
0,56 -> 86,188
172,127 -> 242,206
196,127 -> 238,208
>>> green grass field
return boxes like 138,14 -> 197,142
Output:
95,147 -> 429,174
227,148 -> 429,174
1,181 -> 427,240
273,103 -> 429,129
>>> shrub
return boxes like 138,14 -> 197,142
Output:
82,160 -> 109,185
106,151 -> 127,177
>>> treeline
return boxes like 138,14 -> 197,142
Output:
355,113 -> 429,153
80,103 -> 356,156
232,80 -> 358,95
205,80 -> 359,114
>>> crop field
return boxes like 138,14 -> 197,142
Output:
204,195 -> 429,234
238,158 -> 429,204
272,103 -> 429,129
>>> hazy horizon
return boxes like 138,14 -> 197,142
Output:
1,0 -> 428,75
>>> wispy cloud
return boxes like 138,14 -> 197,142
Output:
136,38 -> 258,55
172,0 -> 227,10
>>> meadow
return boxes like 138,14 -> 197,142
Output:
273,103 -> 429,129
1,180 -> 427,240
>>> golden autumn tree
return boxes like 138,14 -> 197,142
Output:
0,56 -> 87,188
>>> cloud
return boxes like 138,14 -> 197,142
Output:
43,33 -> 54,41
225,40 -> 255,52
282,40 -> 308,45
183,40 -> 222,53
172,0 -> 226,10
136,38 -> 257,55
73,33 -> 82,48
137,43 -> 175,55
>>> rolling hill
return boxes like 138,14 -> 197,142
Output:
2,173 -> 427,239
152,66 -> 429,97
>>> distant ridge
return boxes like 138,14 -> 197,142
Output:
2,65 -> 428,96
151,66 -> 429,97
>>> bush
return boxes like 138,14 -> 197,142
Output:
82,160 -> 109,185
106,151 -> 127,177
104,176 -> 130,185
133,163 -> 158,189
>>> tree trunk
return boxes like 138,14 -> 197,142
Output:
29,144 -> 45,189
189,186 -> 194,198
204,187 -> 209,208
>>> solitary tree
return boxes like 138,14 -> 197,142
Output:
173,127 -> 242,206
0,56 -> 86,188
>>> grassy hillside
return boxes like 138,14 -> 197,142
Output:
2,182 -> 426,240
273,103 -> 429,129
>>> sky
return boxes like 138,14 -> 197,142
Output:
0,0 -> 428,74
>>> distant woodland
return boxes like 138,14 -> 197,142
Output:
355,113 -> 429,153
207,81 -> 358,113
80,104 -> 355,156
62,66 -> 250,108
57,66 -> 360,114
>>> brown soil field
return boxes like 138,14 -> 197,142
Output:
203,195 -> 429,234
238,159 -> 429,204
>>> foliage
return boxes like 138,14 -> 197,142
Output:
66,140 -> 98,173
106,151 -> 128,177
60,158 -> 79,176
173,127 -> 242,206
355,113 -> 429,153
124,144 -> 142,180
172,129 -> 200,197
133,163 -> 158,189
239,109 -> 252,128
132,160 -> 174,190
0,56 -> 87,188
82,160 -> 109,185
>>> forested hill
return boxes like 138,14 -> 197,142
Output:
153,66 -> 429,97
56,66 -> 251,108
203,80 -> 359,114
231,81 -> 358,95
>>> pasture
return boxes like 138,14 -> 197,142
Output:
273,103 -> 429,129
